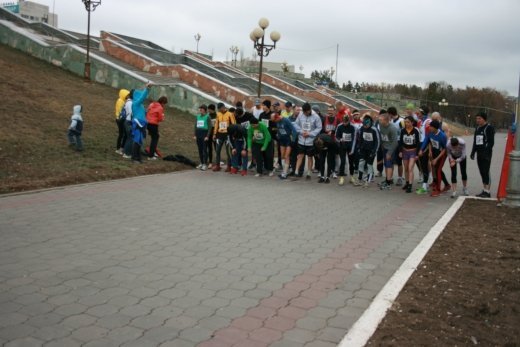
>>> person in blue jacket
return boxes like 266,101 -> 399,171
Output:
419,120 -> 448,197
272,112 -> 297,179
131,82 -> 151,163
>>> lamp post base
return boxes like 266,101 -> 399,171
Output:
503,150 -> 520,207
84,62 -> 91,81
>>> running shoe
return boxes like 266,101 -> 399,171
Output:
332,172 -> 338,179
363,180 -> 369,188
380,182 -> 392,190
451,191 -> 458,199
350,176 -> 357,185
240,169 -> 247,176
462,187 -> 469,196
442,184 -> 452,193
201,165 -> 207,171
416,187 -> 428,195
396,177 -> 404,186
318,177 -> 325,183
339,177 -> 345,186
406,185 -> 412,193
476,191 -> 491,198
279,173 -> 287,180
430,189 -> 440,197
324,177 -> 330,184
196,164 -> 203,169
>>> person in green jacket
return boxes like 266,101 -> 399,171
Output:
193,104 -> 211,170
247,117 -> 272,177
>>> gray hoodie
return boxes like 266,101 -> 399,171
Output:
69,105 -> 83,133
292,111 -> 323,146
378,122 -> 399,156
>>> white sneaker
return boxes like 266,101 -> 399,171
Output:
196,164 -> 203,169
115,149 -> 123,155
147,157 -> 157,161
339,177 -> 345,186
122,154 -> 131,159
451,191 -> 458,199
269,170 -> 275,177
254,173 -> 261,177
462,187 -> 469,196
332,172 -> 338,179
201,164 -> 207,171
396,177 -> 404,186
350,176 -> 357,185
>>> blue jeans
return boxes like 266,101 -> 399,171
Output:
231,139 -> 248,170
67,130 -> 83,151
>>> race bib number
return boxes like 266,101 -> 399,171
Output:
476,135 -> 484,145
279,128 -> 287,136
403,135 -> 414,145
211,119 -> 216,127
431,139 -> 439,149
326,124 -> 335,132
261,119 -> 270,127
196,120 -> 204,128
254,130 -> 264,140
219,121 -> 228,130
342,133 -> 352,142
241,121 -> 250,129
381,134 -> 389,142
363,132 -> 373,141
302,122 -> 311,131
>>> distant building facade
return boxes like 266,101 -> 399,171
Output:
1,0 -> 58,27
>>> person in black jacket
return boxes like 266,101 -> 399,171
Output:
335,115 -> 358,186
470,111 -> 495,198
356,115 -> 380,188
314,133 -> 338,183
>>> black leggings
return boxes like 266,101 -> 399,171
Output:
318,147 -> 337,178
419,150 -> 430,183
195,129 -> 209,164
338,147 -> 355,176
477,151 -> 492,185
147,124 -> 159,158
450,158 -> 467,184
116,119 -> 126,149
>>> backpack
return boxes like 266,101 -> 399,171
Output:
118,105 -> 127,122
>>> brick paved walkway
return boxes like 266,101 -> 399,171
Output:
0,135 -> 505,347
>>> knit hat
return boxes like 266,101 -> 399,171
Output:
262,100 -> 271,108
476,111 -> 487,121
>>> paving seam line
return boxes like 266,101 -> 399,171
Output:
337,195 -> 489,347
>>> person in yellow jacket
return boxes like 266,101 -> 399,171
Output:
212,102 -> 236,171
115,89 -> 130,155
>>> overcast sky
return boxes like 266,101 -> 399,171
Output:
38,0 -> 520,96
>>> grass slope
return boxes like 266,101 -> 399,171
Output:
0,44 -> 198,194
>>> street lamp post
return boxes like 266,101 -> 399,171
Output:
82,0 -> 101,81
194,33 -> 201,53
229,46 -> 239,67
438,98 -> 449,115
250,18 -> 281,98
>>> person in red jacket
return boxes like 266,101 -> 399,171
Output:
146,96 -> 167,160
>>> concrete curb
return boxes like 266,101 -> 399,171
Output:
338,196 -> 477,347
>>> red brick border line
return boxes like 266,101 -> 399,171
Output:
198,198 -> 427,347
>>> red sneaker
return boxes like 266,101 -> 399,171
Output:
442,184 -> 452,192
230,167 -> 238,174
240,170 -> 247,176
430,189 -> 440,197
212,165 -> 221,172
224,166 -> 231,173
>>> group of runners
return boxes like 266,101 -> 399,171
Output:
193,99 -> 495,198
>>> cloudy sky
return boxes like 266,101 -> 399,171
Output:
38,0 -> 520,96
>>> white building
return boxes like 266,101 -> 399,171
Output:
1,0 -> 58,27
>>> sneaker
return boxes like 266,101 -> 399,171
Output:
349,176 -> 357,185
406,185 -> 412,193
147,157 -> 157,161
306,174 -> 312,180
442,184 -> 452,193
332,172 -> 338,179
196,164 -> 203,169
115,149 -> 123,155
380,182 -> 392,190
476,191 -> 491,198
353,179 -> 363,187
201,164 -> 207,171
122,154 -> 131,159
416,187 -> 428,195
230,167 -> 238,174
269,170 -> 275,177
324,177 -> 330,184
363,180 -> 369,188
220,161 -> 225,166
396,177 -> 404,186
318,177 -> 325,183
279,173 -> 287,180
339,177 -> 345,186
225,166 -> 231,173
208,163 -> 213,169
431,189 -> 440,197
462,187 -> 469,196
254,173 -> 262,177
451,191 -> 458,199
212,165 -> 221,172
240,169 -> 247,176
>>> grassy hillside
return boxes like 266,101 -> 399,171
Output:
0,44 -> 198,194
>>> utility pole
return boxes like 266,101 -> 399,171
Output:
335,44 -> 339,87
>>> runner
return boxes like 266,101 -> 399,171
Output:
288,105 -> 303,177
416,106 -> 432,194
281,101 -> 293,118
314,133 -> 338,183
398,116 -> 421,193
335,115 -> 358,186
322,106 -> 340,178
419,120 -> 448,197
207,104 -> 217,169
292,103 -> 323,180
378,112 -> 400,190
388,106 -> 405,186
247,117 -> 272,177
447,137 -> 469,198
212,102 -> 236,172
193,104 -> 211,170
356,114 -> 380,188
272,113 -> 297,179
470,111 -> 495,198
259,100 -> 276,176
227,124 -> 248,175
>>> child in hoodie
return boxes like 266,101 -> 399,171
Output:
67,105 -> 84,151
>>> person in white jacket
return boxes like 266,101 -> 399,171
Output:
292,102 -> 322,179
67,105 -> 84,151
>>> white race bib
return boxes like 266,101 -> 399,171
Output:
326,124 -> 335,132
381,134 -> 389,142
302,122 -> 311,131
279,128 -> 287,135
219,121 -> 228,131
254,130 -> 264,140
261,119 -> 270,127
363,132 -> 373,141
403,135 -> 414,145
476,135 -> 484,145
196,120 -> 204,128
342,133 -> 352,142
431,139 -> 439,149
241,121 -> 250,129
